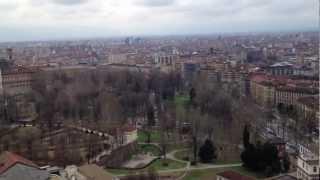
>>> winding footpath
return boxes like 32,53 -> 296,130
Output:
114,148 -> 242,178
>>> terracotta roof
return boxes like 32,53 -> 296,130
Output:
122,125 -> 137,132
1,66 -> 36,75
0,151 -> 38,174
216,170 -> 255,180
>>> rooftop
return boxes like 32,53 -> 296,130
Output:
78,164 -> 114,180
0,151 -> 37,174
216,170 -> 255,180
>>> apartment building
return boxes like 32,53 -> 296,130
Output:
296,145 -> 319,180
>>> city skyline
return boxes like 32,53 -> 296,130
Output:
0,0 -> 318,42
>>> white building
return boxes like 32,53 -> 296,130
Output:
123,126 -> 138,145
296,145 -> 319,180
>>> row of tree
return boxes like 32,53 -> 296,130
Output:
27,69 -> 182,131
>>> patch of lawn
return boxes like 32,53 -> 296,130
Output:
106,159 -> 187,176
149,159 -> 187,171
138,130 -> 161,143
174,95 -> 190,106
106,168 -> 136,175
138,144 -> 161,156
167,143 -> 189,152
174,149 -> 190,161
213,159 -> 242,165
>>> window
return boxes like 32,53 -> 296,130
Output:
313,166 -> 317,173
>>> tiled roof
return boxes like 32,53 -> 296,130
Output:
1,66 -> 36,75
216,170 -> 255,180
0,151 -> 37,174
0,163 -> 49,180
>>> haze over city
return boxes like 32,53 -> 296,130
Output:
0,0 -> 319,180
0,0 -> 318,41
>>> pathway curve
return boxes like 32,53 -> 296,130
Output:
113,148 -> 242,178
114,163 -> 242,177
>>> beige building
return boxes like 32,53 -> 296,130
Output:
296,145 -> 319,180
123,126 -> 138,145
1,67 -> 37,96
296,96 -> 319,121
153,53 -> 178,73
250,74 -> 318,108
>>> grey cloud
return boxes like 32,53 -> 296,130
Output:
52,0 -> 89,6
0,2 -> 19,11
136,0 -> 175,7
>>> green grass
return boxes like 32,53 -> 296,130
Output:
173,149 -> 241,165
174,95 -> 190,106
138,130 -> 161,143
138,144 -> 161,156
174,149 -> 190,161
106,159 -> 187,175
149,159 -> 187,171
106,169 -> 136,175
214,159 -> 242,165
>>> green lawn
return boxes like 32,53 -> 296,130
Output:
174,149 -> 190,161
106,168 -> 136,175
106,159 -> 187,176
183,166 -> 266,180
149,159 -> 187,171
138,144 -> 161,156
138,130 -> 161,143
174,149 -> 241,165
214,159 -> 242,165
174,95 -> 190,106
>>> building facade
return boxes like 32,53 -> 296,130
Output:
1,67 -> 36,96
296,145 -> 319,180
250,74 -> 318,108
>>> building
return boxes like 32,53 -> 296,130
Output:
182,62 -> 200,86
0,151 -> 50,180
0,48 -> 13,62
296,96 -> 319,122
250,74 -> 276,107
274,86 -> 317,107
123,126 -> 138,145
153,52 -> 178,73
296,145 -> 319,180
0,66 -> 37,96
249,74 -> 318,108
265,62 -> 294,76
0,49 -> 38,96
216,170 -> 255,180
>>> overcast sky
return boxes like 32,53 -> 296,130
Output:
0,0 -> 318,42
